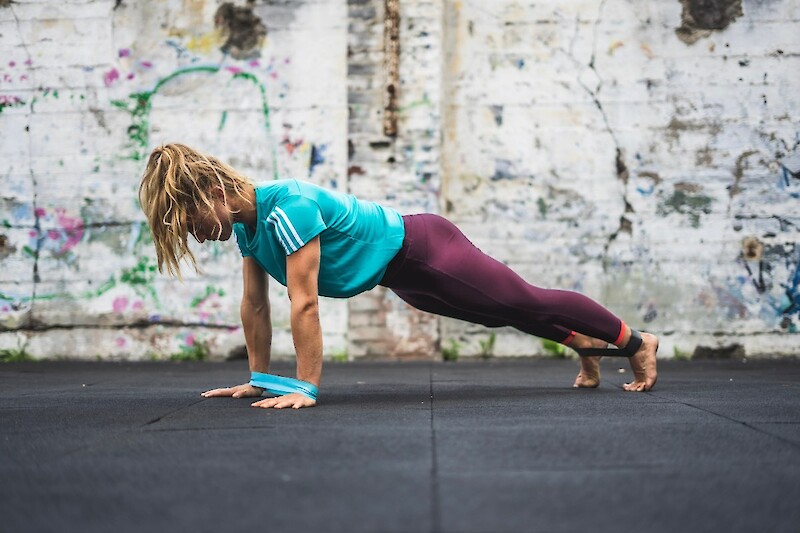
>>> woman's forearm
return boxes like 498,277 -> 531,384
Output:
241,301 -> 272,373
290,301 -> 323,387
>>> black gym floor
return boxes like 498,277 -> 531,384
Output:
1,357 -> 798,532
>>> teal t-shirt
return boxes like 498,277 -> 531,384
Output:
232,179 -> 405,298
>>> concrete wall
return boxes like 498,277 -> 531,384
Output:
1,0 -> 798,360
0,0 -> 349,360
438,0 -> 800,358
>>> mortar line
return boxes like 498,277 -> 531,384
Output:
429,364 -> 442,533
648,392 -> 800,451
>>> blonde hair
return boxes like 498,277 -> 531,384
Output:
138,143 -> 251,278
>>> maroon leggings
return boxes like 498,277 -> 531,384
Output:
379,214 -> 625,345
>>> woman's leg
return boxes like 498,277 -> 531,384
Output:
383,214 -> 625,344
381,214 -> 658,391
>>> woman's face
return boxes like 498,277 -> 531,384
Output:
188,200 -> 233,243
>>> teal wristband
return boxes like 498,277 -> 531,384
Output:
249,372 -> 319,401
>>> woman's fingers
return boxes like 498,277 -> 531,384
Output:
202,384 -> 263,398
201,387 -> 234,397
251,393 -> 315,409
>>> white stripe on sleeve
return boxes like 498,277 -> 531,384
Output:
267,215 -> 294,254
274,206 -> 305,248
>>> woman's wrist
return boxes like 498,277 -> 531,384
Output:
249,371 -> 318,400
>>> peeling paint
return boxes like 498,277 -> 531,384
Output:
0,234 -> 16,260
215,2 -> 266,60
658,189 -> 713,227
676,0 -> 744,45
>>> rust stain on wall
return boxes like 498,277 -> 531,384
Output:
742,236 -> 764,261
676,0 -> 744,44
214,1 -> 266,59
383,0 -> 400,137
0,234 -> 17,260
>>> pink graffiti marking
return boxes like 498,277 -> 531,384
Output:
0,95 -> 24,105
103,68 -> 120,87
54,208 -> 85,255
112,296 -> 129,314
118,49 -> 131,58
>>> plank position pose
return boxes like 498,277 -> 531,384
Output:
138,144 -> 658,409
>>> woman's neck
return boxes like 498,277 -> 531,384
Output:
230,184 -> 258,228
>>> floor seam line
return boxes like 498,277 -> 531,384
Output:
141,398 -> 207,427
648,392 -> 800,451
430,364 -> 441,533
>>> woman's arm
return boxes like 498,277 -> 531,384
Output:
241,256 -> 272,373
286,236 -> 322,386
251,236 -> 322,409
201,256 -> 271,399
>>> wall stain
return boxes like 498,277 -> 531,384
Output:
676,0 -> 744,45
215,1 -> 267,60
0,234 -> 16,260
657,189 -> 713,227
693,343 -> 745,359
729,150 -> 760,199
665,117 -> 722,144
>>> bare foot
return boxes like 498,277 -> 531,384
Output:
571,337 -> 607,388
623,332 -> 659,392
573,356 -> 601,388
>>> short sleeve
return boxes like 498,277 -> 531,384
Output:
232,223 -> 253,257
267,195 -> 327,256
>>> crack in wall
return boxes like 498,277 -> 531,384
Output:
571,0 -> 634,264
9,3 -> 40,327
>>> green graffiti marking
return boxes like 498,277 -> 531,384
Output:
119,255 -> 159,302
0,256 -> 157,307
657,190 -> 713,228
190,286 -> 226,308
397,93 -> 432,113
218,110 -> 228,131
537,198 -> 548,219
111,66 -> 278,179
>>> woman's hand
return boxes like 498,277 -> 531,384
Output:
201,383 -> 264,399
251,392 -> 316,409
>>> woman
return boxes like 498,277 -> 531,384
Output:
138,143 -> 658,409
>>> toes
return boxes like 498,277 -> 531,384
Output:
623,381 -> 647,392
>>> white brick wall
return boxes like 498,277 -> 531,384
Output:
1,0 -> 798,360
